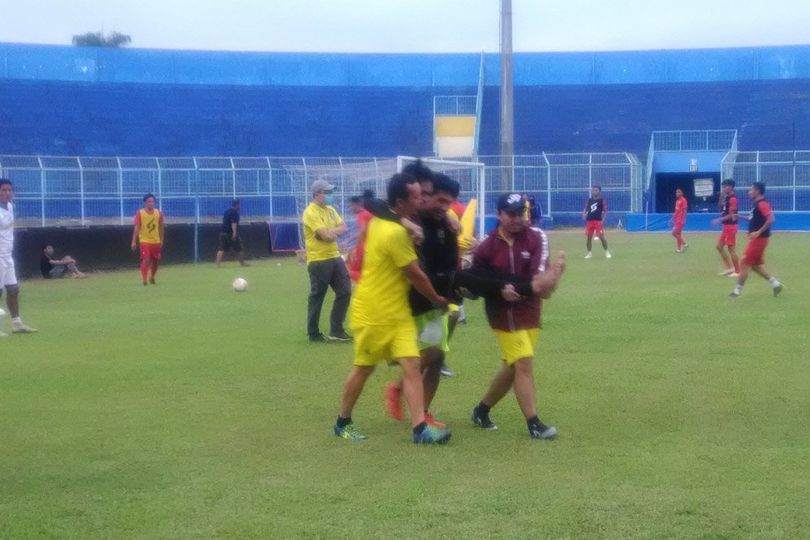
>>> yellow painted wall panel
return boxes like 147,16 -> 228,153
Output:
435,115 -> 476,137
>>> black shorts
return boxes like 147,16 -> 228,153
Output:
218,232 -> 243,252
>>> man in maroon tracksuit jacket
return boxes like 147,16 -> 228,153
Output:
471,193 -> 566,440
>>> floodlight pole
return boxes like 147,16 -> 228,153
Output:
500,0 -> 514,188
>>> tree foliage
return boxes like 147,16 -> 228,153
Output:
72,32 -> 132,48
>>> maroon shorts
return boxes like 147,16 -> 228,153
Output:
742,236 -> 769,266
140,242 -> 162,262
718,224 -> 738,247
585,221 -> 604,237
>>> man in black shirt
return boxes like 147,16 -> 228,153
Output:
216,199 -> 249,267
40,245 -> 85,279
582,185 -> 611,259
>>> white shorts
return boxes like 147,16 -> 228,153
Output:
0,256 -> 18,287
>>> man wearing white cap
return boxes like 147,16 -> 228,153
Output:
302,179 -> 352,342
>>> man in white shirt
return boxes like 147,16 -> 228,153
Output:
0,179 -> 37,335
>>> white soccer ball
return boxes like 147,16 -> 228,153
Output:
0,307 -> 6,317
232,278 -> 248,292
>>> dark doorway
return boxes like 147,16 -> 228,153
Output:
655,172 -> 721,213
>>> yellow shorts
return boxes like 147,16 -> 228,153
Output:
494,329 -> 540,365
352,321 -> 420,367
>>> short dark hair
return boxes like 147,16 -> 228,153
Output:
143,193 -> 156,202
592,185 -> 601,191
42,244 -> 52,251
401,160 -> 434,183
387,173 -> 418,207
232,199 -> 240,207
433,173 -> 460,199
752,182 -> 766,195
362,189 -> 374,199
349,195 -> 362,204
722,179 -> 736,188
0,178 -> 12,188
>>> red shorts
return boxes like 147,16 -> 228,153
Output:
718,224 -> 738,247
140,242 -> 162,262
672,221 -> 685,234
742,236 -> 769,266
585,221 -> 604,237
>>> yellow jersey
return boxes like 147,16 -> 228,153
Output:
350,218 -> 417,326
302,202 -> 343,263
135,208 -> 163,244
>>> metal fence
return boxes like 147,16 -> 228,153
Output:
0,153 -> 643,234
721,151 -> 810,212
652,129 -> 738,152
478,153 -> 644,219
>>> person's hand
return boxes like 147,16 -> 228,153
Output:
501,284 -> 521,302
553,250 -> 566,274
232,233 -> 238,241
402,219 -> 424,246
432,295 -> 449,309
131,241 -> 137,252
750,230 -> 760,239
710,218 -> 722,227
668,219 -> 673,226
446,214 -> 461,233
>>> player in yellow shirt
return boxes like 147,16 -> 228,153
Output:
302,180 -> 352,342
130,193 -> 164,286
334,173 -> 451,444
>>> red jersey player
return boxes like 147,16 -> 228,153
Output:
669,188 -> 688,252
730,182 -> 783,298
713,179 -> 740,276
346,192 -> 374,283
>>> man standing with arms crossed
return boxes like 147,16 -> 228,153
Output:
334,173 -> 451,444
730,182 -> 783,298
0,179 -> 37,335
471,193 -> 565,440
302,180 -> 352,342
131,193 -> 164,286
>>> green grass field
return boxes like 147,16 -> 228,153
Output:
2,231 -> 809,539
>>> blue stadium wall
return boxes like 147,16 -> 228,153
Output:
1,43 -> 810,156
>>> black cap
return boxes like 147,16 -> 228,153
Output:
497,192 -> 525,214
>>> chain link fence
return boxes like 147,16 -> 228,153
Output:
1,154 -> 643,238
721,151 -> 810,212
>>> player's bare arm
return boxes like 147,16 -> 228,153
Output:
531,251 -> 566,298
315,227 -> 337,242
130,223 -> 139,251
402,261 -> 447,308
